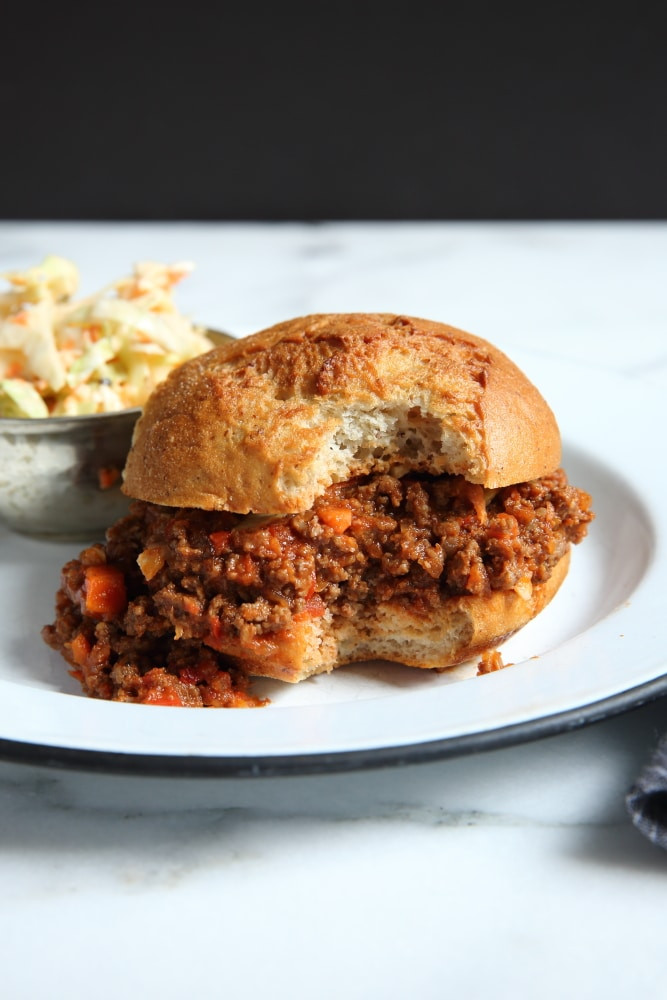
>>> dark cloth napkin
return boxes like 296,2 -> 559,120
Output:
626,734 -> 667,850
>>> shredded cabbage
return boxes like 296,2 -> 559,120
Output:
0,257 -> 213,417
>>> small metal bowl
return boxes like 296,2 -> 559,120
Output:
0,409 -> 141,539
0,329 -> 234,540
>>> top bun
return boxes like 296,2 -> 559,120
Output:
122,313 -> 561,514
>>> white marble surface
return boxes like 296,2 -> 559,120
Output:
0,222 -> 666,1000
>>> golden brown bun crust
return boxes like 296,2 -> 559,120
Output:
123,313 -> 561,513
216,552 -> 571,682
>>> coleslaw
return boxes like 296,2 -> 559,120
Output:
0,256 -> 214,417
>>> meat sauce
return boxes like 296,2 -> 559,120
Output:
42,470 -> 593,707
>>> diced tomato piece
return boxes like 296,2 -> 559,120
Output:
182,595 -> 203,616
304,568 -> 317,600
293,595 -> 326,622
83,564 -> 127,617
209,530 -> 231,554
267,522 -> 292,543
205,619 -> 228,650
179,665 -> 203,686
179,658 -> 217,686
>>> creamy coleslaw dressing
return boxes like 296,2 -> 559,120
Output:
0,256 -> 213,416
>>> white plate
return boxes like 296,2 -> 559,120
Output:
0,354 -> 664,774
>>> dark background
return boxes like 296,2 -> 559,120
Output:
2,5 -> 666,220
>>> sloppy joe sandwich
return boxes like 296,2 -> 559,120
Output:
43,314 -> 594,707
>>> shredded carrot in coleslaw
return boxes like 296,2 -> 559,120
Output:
0,256 -> 213,417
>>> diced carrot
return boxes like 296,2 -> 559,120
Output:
11,311 -> 29,326
139,668 -> 188,706
83,564 -> 127,617
318,506 -> 353,533
97,466 -> 120,490
69,632 -> 91,667
167,268 -> 188,285
142,689 -> 186,707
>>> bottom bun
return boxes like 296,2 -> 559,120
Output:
218,551 -> 571,683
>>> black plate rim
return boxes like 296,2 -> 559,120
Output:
1,673 -> 665,778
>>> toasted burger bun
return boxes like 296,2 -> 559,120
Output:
207,552 -> 571,683
123,313 -> 561,514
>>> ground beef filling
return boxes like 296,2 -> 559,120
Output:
42,469 -> 593,707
